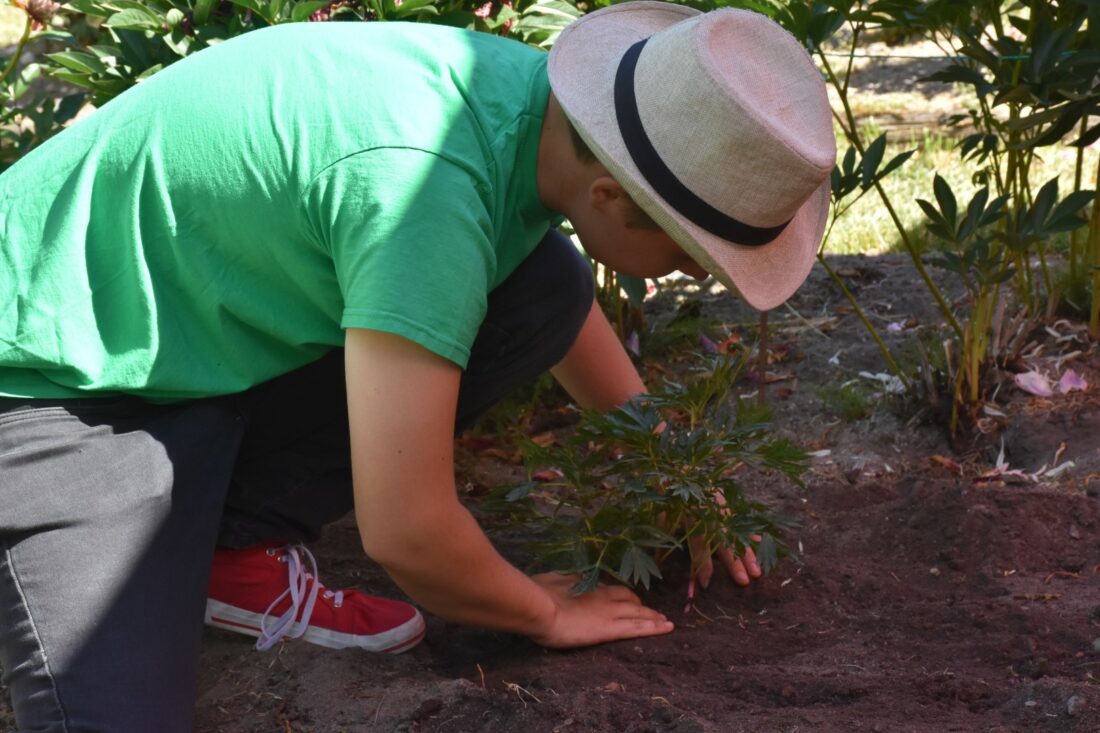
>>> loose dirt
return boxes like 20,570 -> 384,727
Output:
184,254 -> 1098,733
0,254 -> 1096,733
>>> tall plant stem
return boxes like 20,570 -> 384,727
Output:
817,254 -> 911,389
1070,117 -> 1087,283
1089,154 -> 1100,340
756,310 -> 769,405
1,15 -> 32,86
818,52 -> 963,342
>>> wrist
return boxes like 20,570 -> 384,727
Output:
526,583 -> 560,639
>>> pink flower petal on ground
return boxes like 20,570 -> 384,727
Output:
1014,370 -> 1053,397
699,334 -> 718,353
886,322 -> 904,332
1057,369 -> 1088,393
625,331 -> 640,356
531,468 -> 562,482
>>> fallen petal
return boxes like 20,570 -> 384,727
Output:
1057,369 -> 1088,393
931,455 -> 963,475
699,334 -> 718,353
1014,370 -> 1053,397
625,331 -> 640,356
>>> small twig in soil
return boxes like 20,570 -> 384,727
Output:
372,691 -> 388,725
476,663 -> 487,691
436,716 -> 461,731
1013,593 -> 1061,601
708,603 -> 735,621
691,605 -> 715,622
504,681 -> 542,707
1043,571 -> 1080,584
782,301 -> 833,338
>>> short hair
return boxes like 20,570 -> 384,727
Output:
567,121 -> 661,232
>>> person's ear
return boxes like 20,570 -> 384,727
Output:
587,176 -> 627,213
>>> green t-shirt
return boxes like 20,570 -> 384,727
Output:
0,21 -> 560,400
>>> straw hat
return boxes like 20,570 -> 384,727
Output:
548,1 -> 836,310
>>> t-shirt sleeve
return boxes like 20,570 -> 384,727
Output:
301,148 -> 496,368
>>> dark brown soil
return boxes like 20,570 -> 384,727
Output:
187,254 -> 1099,733
2,254 -> 1098,733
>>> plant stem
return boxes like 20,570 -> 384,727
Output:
1090,154 -> 1100,339
817,254 -> 911,389
756,309 -> 768,405
1,15 -> 32,86
1070,117 -> 1087,284
817,52 -> 964,341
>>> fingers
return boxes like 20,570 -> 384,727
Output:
614,616 -> 675,639
688,533 -> 715,589
742,544 -> 762,579
695,555 -> 714,589
717,545 -> 761,586
717,546 -> 750,586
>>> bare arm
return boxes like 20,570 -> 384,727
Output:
550,297 -> 646,411
344,327 -> 673,646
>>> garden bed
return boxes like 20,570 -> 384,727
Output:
0,255 -> 1095,732
184,253 -> 1100,733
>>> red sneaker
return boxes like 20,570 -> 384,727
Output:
205,544 -> 425,654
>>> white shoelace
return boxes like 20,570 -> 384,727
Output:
255,544 -> 343,651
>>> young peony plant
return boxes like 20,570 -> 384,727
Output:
491,354 -> 806,598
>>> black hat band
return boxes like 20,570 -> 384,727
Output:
613,38 -> 791,246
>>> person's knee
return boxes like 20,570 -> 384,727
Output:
514,229 -> 594,351
456,229 -> 595,429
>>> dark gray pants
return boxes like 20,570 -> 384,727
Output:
0,231 -> 594,733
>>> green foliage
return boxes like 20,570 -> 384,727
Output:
917,0 -> 1100,326
830,132 -> 916,216
0,0 -> 581,169
489,353 -> 805,594
814,381 -> 873,422
787,0 -> 1100,435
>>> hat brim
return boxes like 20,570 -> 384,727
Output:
548,2 -> 829,311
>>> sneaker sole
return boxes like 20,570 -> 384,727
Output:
204,599 -> 426,654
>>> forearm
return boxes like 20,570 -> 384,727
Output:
362,497 -> 556,636
551,297 -> 646,411
344,327 -> 672,648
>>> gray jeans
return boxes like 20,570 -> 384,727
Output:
0,230 -> 594,732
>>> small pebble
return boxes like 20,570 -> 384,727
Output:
1067,695 -> 1086,717
929,567 -> 941,576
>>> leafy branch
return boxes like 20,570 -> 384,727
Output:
488,353 -> 805,596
